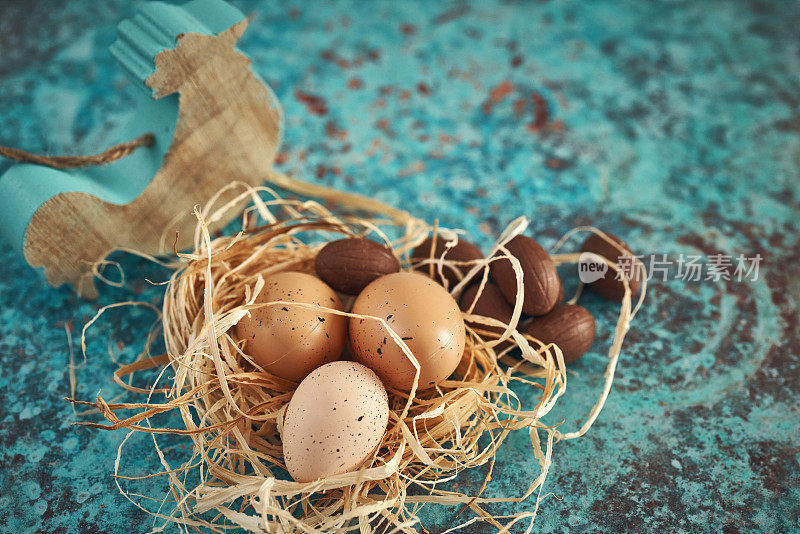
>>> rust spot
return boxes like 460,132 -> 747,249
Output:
490,81 -> 513,103
483,81 -> 514,113
398,161 -> 425,177
320,49 -> 350,69
545,157 -> 571,170
528,92 -> 549,131
294,90 -> 329,115
325,121 -> 347,141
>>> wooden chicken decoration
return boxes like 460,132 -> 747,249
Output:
0,0 -> 282,298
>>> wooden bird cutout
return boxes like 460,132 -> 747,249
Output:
0,0 -> 282,298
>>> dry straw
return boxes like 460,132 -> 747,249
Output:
73,179 -> 646,533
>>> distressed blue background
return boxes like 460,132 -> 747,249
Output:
1,0 -> 799,532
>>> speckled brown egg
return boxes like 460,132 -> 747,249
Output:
235,271 -> 346,382
349,272 -> 466,391
281,361 -> 389,482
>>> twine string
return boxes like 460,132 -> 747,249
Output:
0,133 -> 155,169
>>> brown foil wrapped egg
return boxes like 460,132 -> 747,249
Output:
411,237 -> 483,288
580,233 -> 642,302
349,272 -> 466,391
522,304 -> 596,363
460,282 -> 513,338
315,237 -> 401,295
490,235 -> 561,316
235,271 -> 346,381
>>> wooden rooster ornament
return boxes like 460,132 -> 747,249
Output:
0,0 -> 282,298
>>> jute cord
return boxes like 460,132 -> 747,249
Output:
0,133 -> 154,169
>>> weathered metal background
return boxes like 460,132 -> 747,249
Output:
1,0 -> 798,531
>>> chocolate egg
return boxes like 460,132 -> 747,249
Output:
411,236 -> 483,288
580,233 -> 642,302
490,235 -> 560,316
315,237 -> 400,295
522,304 -> 596,363
460,282 -> 513,338
236,271 -> 346,381
556,277 -> 565,304
350,272 -> 466,391
282,361 -> 389,482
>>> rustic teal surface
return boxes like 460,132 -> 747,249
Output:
1,0 -> 799,532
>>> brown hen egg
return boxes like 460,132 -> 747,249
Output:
281,361 -> 389,482
349,272 -> 466,391
236,271 -> 346,381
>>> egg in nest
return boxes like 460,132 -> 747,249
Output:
236,271 -> 346,381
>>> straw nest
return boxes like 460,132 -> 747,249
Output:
74,179 -> 645,533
